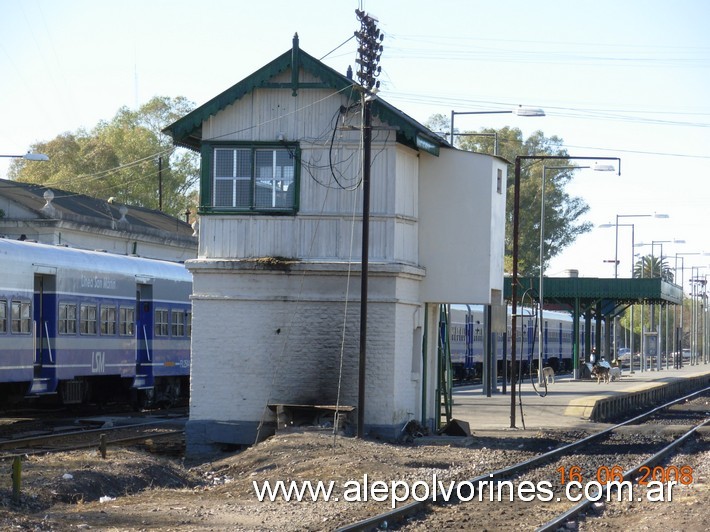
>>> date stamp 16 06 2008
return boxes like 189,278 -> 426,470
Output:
555,464 -> 694,503
557,465 -> 695,486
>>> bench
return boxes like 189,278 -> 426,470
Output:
267,403 -> 355,432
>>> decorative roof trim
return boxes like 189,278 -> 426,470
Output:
163,34 -> 448,154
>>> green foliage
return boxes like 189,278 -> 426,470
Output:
9,96 -> 199,219
425,114 -> 591,276
633,254 -> 674,282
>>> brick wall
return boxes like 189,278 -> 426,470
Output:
186,260 -> 425,451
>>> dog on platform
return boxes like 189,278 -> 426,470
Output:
609,366 -> 622,382
541,366 -> 555,384
591,363 -> 611,384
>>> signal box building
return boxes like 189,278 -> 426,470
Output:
164,35 -> 507,453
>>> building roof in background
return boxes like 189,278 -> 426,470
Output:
0,179 -> 195,240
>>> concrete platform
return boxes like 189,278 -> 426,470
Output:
451,363 -> 710,433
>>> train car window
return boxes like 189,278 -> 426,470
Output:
11,300 -> 31,334
171,309 -> 184,337
0,299 -> 6,333
80,303 -> 98,335
186,310 -> 192,338
155,308 -> 169,337
58,303 -> 78,334
101,305 -> 117,335
119,306 -> 135,336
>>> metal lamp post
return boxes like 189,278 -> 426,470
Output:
676,253 -> 708,368
635,239 -> 685,370
598,213 -> 669,372
537,164 -> 614,384
602,213 -> 669,279
510,155 -> 621,429
689,267 -> 707,366
449,106 -> 545,152
0,152 -> 49,161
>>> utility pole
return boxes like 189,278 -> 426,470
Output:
158,156 -> 163,212
354,8 -> 383,438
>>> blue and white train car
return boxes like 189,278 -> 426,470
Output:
0,239 -> 191,405
448,305 -> 580,381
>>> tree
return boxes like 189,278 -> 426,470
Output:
425,114 -> 591,275
424,113 -> 454,142
633,254 -> 674,282
8,96 -> 198,219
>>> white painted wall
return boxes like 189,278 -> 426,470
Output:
418,148 -> 507,304
187,260 -> 425,444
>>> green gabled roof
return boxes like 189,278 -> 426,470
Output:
162,34 -> 448,154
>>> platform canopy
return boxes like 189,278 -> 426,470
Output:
504,276 -> 683,319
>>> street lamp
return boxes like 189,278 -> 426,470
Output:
449,106 -> 545,151
599,213 -> 669,279
537,164 -> 614,384
635,239 -> 686,277
0,152 -> 50,161
599,214 -> 669,372
635,239 -> 686,370
689,267 -> 707,366
673,254 -> 703,369
510,154 -> 621,429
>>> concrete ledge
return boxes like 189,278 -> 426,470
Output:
186,419 -> 275,454
566,372 -> 710,422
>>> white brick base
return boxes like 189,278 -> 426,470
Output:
186,259 -> 426,452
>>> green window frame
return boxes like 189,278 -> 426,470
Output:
201,142 -> 300,214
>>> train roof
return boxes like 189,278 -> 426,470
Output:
0,239 -> 191,283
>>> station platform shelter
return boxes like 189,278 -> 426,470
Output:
504,276 -> 685,375
451,363 -> 710,433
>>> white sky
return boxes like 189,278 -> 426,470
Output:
2,0 -> 709,285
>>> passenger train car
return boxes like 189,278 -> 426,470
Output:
0,239 -> 191,406
448,305 -> 593,381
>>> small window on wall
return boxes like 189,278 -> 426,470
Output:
0,299 -> 7,333
80,304 -> 97,335
155,308 -> 169,337
101,305 -> 117,335
497,168 -> 503,194
171,309 -> 184,337
210,145 -> 298,212
119,306 -> 135,336
59,303 -> 77,334
11,300 -> 31,334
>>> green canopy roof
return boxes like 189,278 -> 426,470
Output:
504,276 -> 683,318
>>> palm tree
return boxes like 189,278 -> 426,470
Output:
633,255 -> 674,282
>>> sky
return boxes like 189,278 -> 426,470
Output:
2,0 -> 709,286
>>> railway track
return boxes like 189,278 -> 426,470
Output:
0,411 -> 186,458
337,387 -> 710,531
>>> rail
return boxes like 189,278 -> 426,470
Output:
336,385 -> 710,531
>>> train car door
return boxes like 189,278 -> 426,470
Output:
133,283 -> 155,390
30,272 -> 58,394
